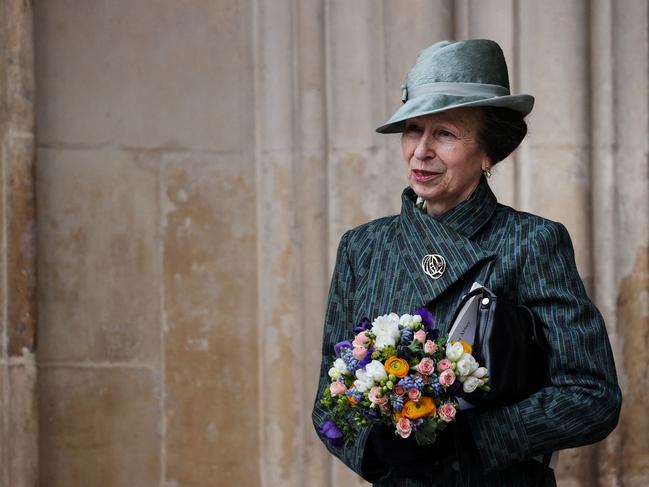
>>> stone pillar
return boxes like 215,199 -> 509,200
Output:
0,0 -> 38,486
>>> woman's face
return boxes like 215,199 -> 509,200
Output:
401,108 -> 490,216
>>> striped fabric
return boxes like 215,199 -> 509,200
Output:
312,178 -> 621,486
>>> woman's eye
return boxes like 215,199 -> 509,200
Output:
437,129 -> 455,137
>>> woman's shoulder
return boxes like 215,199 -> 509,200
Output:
341,215 -> 399,241
493,203 -> 572,246
336,215 -> 399,257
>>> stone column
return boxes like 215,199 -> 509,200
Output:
0,0 -> 38,486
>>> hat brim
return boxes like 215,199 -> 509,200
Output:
375,93 -> 534,134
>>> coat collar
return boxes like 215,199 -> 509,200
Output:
397,177 -> 498,306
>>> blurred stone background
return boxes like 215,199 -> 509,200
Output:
0,0 -> 647,486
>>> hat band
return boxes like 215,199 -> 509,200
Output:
402,82 -> 510,102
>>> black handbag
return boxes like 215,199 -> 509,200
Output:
447,285 -> 550,407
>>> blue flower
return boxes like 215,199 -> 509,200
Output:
390,394 -> 404,412
340,348 -> 360,373
319,420 -> 344,448
429,374 -> 444,397
399,328 -> 414,345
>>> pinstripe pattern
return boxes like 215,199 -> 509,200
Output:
312,178 -> 621,486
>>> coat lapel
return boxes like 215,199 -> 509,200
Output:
397,178 -> 498,306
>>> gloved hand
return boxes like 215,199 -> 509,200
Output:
368,421 -> 458,473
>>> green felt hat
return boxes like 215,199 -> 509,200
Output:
376,39 -> 534,134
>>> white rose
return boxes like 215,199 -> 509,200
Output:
328,358 -> 349,379
365,360 -> 388,382
328,367 -> 340,380
446,342 -> 465,361
462,376 -> 481,393
399,313 -> 414,328
456,357 -> 472,377
334,358 -> 348,373
372,315 -> 401,349
412,315 -> 422,324
472,367 -> 488,379
461,353 -> 479,375
354,369 -> 375,393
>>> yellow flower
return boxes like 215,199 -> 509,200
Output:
384,356 -> 410,378
402,397 -> 437,420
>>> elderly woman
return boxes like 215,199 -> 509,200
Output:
312,40 -> 621,486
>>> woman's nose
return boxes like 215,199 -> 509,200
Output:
413,132 -> 434,161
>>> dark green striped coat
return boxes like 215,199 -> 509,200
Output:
312,179 -> 621,486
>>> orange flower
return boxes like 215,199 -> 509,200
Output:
402,397 -> 437,420
347,396 -> 358,405
384,356 -> 410,378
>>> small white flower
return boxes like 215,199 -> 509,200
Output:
456,357 -> 472,377
446,342 -> 465,361
372,314 -> 401,349
472,367 -> 488,379
462,376 -> 481,393
354,369 -> 375,392
328,367 -> 340,380
399,313 -> 415,328
365,360 -> 388,382
461,353 -> 479,375
329,358 -> 349,379
412,315 -> 422,323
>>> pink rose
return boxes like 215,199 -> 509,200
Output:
352,332 -> 371,348
436,358 -> 452,372
368,386 -> 388,405
438,403 -> 457,422
330,381 -> 347,396
414,329 -> 427,344
416,357 -> 434,376
352,346 -> 368,360
396,418 -> 412,438
424,340 -> 438,354
407,388 -> 421,401
393,384 -> 406,396
439,369 -> 456,387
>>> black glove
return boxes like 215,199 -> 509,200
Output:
367,421 -> 458,475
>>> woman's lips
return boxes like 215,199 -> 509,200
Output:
411,169 -> 441,182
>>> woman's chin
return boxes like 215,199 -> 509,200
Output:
410,181 -> 440,202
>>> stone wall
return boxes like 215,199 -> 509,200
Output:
23,0 -> 649,486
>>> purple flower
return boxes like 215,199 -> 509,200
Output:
334,340 -> 353,356
319,420 -> 344,448
354,317 -> 372,333
414,307 -> 436,332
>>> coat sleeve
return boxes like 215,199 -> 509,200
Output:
465,221 -> 622,472
311,231 -> 381,481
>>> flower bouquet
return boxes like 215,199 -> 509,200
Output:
319,308 -> 489,447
